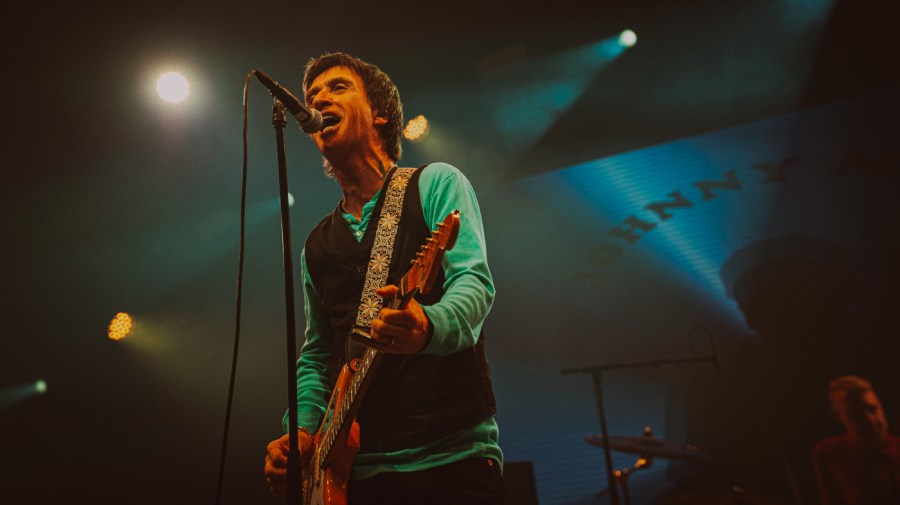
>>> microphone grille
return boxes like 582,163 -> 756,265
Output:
301,108 -> 324,133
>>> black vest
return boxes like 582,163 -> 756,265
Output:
303,165 -> 497,452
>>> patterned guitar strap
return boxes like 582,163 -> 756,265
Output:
347,166 -> 417,353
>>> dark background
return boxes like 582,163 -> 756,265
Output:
2,0 -> 898,503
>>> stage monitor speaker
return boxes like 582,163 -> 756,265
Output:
503,460 -> 539,505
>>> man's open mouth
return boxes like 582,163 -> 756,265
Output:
321,113 -> 341,132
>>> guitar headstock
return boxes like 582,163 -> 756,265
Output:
405,210 -> 460,296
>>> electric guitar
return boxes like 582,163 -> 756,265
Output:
301,210 -> 461,505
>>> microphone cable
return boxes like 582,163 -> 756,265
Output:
214,70 -> 255,505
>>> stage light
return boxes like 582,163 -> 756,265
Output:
403,115 -> 430,142
1,380 -> 49,410
619,29 -> 637,48
489,32 -> 634,151
288,192 -> 295,207
108,312 -> 134,341
157,72 -> 190,103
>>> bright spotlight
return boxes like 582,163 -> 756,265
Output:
288,192 -> 295,207
108,312 -> 134,341
35,380 -> 47,394
618,29 -> 637,48
403,115 -> 430,142
157,72 -> 190,103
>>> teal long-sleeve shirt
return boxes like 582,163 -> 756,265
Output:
283,162 -> 502,479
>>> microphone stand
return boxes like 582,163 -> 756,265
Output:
271,99 -> 303,505
560,335 -> 717,505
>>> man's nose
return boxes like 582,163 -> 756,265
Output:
310,91 -> 331,109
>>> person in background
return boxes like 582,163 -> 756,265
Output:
812,375 -> 899,505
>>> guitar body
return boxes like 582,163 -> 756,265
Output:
305,424 -> 359,505
323,421 -> 359,505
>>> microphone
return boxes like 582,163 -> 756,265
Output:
254,69 -> 323,133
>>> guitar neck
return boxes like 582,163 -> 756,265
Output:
394,282 -> 418,310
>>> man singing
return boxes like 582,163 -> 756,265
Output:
263,52 -> 506,504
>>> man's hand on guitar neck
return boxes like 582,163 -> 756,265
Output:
371,285 -> 433,355
264,429 -> 314,495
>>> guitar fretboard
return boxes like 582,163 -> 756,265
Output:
314,347 -> 379,468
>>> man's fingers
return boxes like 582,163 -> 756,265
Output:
266,451 -> 288,469
380,313 -> 415,330
265,452 -> 287,468
265,457 -> 287,495
265,435 -> 291,468
371,318 -> 413,343
375,285 -> 400,298
269,478 -> 286,496
265,433 -> 300,496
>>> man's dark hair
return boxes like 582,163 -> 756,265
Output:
303,52 -> 403,162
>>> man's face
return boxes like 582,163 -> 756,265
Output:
304,66 -> 384,158
835,390 -> 889,445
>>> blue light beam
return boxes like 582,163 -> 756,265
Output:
487,34 -> 633,152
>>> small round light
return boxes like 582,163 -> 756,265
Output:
35,380 -> 48,394
619,29 -> 637,48
403,115 -> 430,142
157,72 -> 190,103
